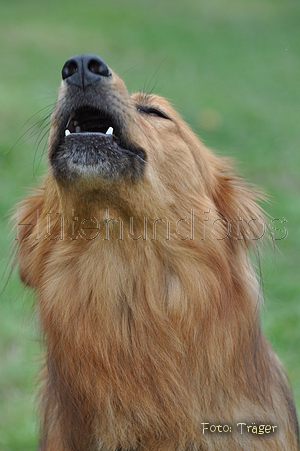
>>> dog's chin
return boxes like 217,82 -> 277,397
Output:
50,132 -> 146,187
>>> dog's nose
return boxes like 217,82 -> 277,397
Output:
62,54 -> 111,89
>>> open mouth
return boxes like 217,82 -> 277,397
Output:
64,107 -> 117,138
51,105 -> 146,182
62,106 -> 145,162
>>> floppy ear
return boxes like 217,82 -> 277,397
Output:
210,157 -> 267,247
12,188 -> 45,288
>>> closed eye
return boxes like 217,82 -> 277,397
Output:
137,106 -> 171,120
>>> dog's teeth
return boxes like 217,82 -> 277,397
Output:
65,129 -> 71,136
106,127 -> 113,135
75,126 -> 81,133
73,121 -> 78,126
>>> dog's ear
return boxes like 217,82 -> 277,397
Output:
12,188 -> 45,288
209,157 -> 267,247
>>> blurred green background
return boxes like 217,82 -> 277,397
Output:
0,0 -> 299,449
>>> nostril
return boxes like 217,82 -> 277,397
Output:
62,60 -> 78,80
62,54 -> 111,87
88,58 -> 110,77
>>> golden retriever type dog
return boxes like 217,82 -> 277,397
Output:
14,54 -> 299,450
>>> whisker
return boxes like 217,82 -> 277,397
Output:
4,107 -> 53,158
33,126 -> 50,179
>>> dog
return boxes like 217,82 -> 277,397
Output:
13,54 -> 299,450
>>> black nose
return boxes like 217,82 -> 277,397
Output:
62,54 -> 111,89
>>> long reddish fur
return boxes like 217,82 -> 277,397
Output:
13,70 -> 298,451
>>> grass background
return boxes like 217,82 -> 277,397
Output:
0,0 -> 299,449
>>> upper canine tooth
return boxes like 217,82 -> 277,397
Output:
106,127 -> 113,135
65,129 -> 71,136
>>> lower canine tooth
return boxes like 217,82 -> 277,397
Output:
65,129 -> 71,136
106,127 -> 113,135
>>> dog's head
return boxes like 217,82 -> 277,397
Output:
49,54 -> 220,219
47,54 -> 264,242
16,54 -> 267,289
